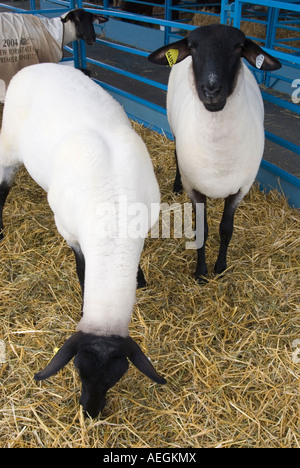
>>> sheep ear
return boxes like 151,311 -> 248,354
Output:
126,337 -> 167,384
61,10 -> 76,24
241,39 -> 281,71
61,10 -> 108,25
91,13 -> 109,25
34,333 -> 81,381
148,39 -> 190,66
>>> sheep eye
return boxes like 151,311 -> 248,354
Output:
235,44 -> 243,54
188,43 -> 195,53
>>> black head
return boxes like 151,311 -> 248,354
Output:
148,24 -> 281,112
61,8 -> 108,45
34,332 -> 166,418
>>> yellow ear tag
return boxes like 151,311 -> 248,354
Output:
165,49 -> 179,67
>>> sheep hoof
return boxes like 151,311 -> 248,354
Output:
195,270 -> 208,284
196,275 -> 208,285
214,262 -> 227,276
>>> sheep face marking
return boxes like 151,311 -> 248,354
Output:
187,25 -> 246,112
34,332 -> 166,418
61,9 -> 108,45
74,339 -> 129,418
148,24 -> 281,112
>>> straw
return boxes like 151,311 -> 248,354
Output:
0,110 -> 299,448
192,10 -> 300,52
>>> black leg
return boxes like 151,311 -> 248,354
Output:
173,148 -> 183,194
0,182 -> 11,241
214,191 -> 241,275
72,246 -> 86,298
191,190 -> 208,283
137,263 -> 147,289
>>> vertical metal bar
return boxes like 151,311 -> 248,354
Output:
265,7 -> 279,87
221,0 -> 232,25
164,0 -> 172,45
232,0 -> 243,28
68,0 -> 87,70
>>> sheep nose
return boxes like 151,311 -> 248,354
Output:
203,84 -> 222,99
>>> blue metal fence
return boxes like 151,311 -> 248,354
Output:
229,0 -> 300,207
0,0 -> 299,207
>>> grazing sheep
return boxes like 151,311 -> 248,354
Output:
0,9 -> 108,101
148,23 -> 281,282
0,63 -> 165,418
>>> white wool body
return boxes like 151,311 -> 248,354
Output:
0,63 -> 160,337
167,58 -> 265,201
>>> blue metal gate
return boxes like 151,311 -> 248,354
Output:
0,0 -> 299,207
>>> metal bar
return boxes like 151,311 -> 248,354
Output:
265,131 -> 300,155
93,78 -> 167,115
260,159 -> 300,188
86,57 -> 168,91
95,38 -> 149,58
232,0 -> 300,11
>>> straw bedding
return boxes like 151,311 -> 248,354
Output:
192,10 -> 300,53
0,112 -> 299,447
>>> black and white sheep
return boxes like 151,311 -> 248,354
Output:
0,9 -> 108,100
0,63 -> 165,418
148,23 -> 281,282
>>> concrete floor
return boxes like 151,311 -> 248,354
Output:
1,0 -> 299,178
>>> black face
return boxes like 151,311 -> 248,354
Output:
34,331 -> 166,419
74,339 -> 129,418
148,24 -> 281,113
74,11 -> 96,45
62,9 -> 108,46
187,25 -> 246,112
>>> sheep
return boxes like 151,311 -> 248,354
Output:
148,24 -> 281,283
0,9 -> 108,101
0,63 -> 165,418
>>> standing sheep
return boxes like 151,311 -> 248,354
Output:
148,24 -> 281,282
0,63 -> 165,418
0,9 -> 108,101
